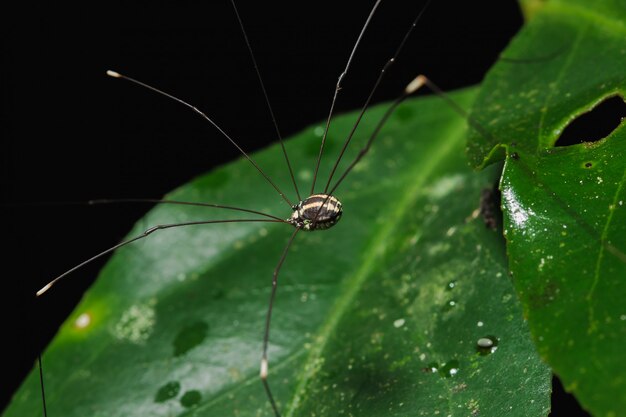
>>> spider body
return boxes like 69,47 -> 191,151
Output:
288,194 -> 343,231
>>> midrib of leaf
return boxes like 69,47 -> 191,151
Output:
284,110 -> 470,416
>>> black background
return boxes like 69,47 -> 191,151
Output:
1,0 -> 588,415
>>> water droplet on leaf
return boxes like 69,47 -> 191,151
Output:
439,359 -> 460,377
476,336 -> 499,355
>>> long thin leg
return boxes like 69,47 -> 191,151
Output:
2,199 -> 285,221
229,0 -> 301,202
327,76 -> 425,196
260,227 -> 301,417
106,70 -> 294,207
87,198 -> 285,221
308,76 -> 425,227
310,77 -> 421,225
312,74 -> 424,223
38,355 -> 48,417
36,218 -> 288,296
323,0 -> 433,194
309,0 -> 383,195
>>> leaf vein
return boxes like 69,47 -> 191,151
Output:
284,107 -> 470,416
586,167 -> 626,333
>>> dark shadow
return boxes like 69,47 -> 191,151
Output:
480,184 -> 502,231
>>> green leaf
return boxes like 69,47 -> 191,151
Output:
468,1 -> 626,416
3,90 -> 550,416
517,0 -> 546,22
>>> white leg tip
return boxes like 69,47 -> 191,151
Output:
405,75 -> 426,94
260,358 -> 268,379
106,70 -> 121,78
36,283 -> 52,297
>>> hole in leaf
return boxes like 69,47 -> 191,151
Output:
550,375 -> 591,417
555,95 -> 626,147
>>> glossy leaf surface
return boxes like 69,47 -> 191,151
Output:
467,1 -> 626,415
4,91 -> 550,416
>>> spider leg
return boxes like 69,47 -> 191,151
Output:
260,226 -> 301,417
36,218 -> 287,297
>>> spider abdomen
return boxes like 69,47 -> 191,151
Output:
289,194 -> 342,231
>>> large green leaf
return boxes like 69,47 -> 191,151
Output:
467,1 -> 626,416
3,90 -> 550,416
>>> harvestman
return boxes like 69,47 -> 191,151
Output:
29,1 -> 626,416
32,1 -> 441,416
